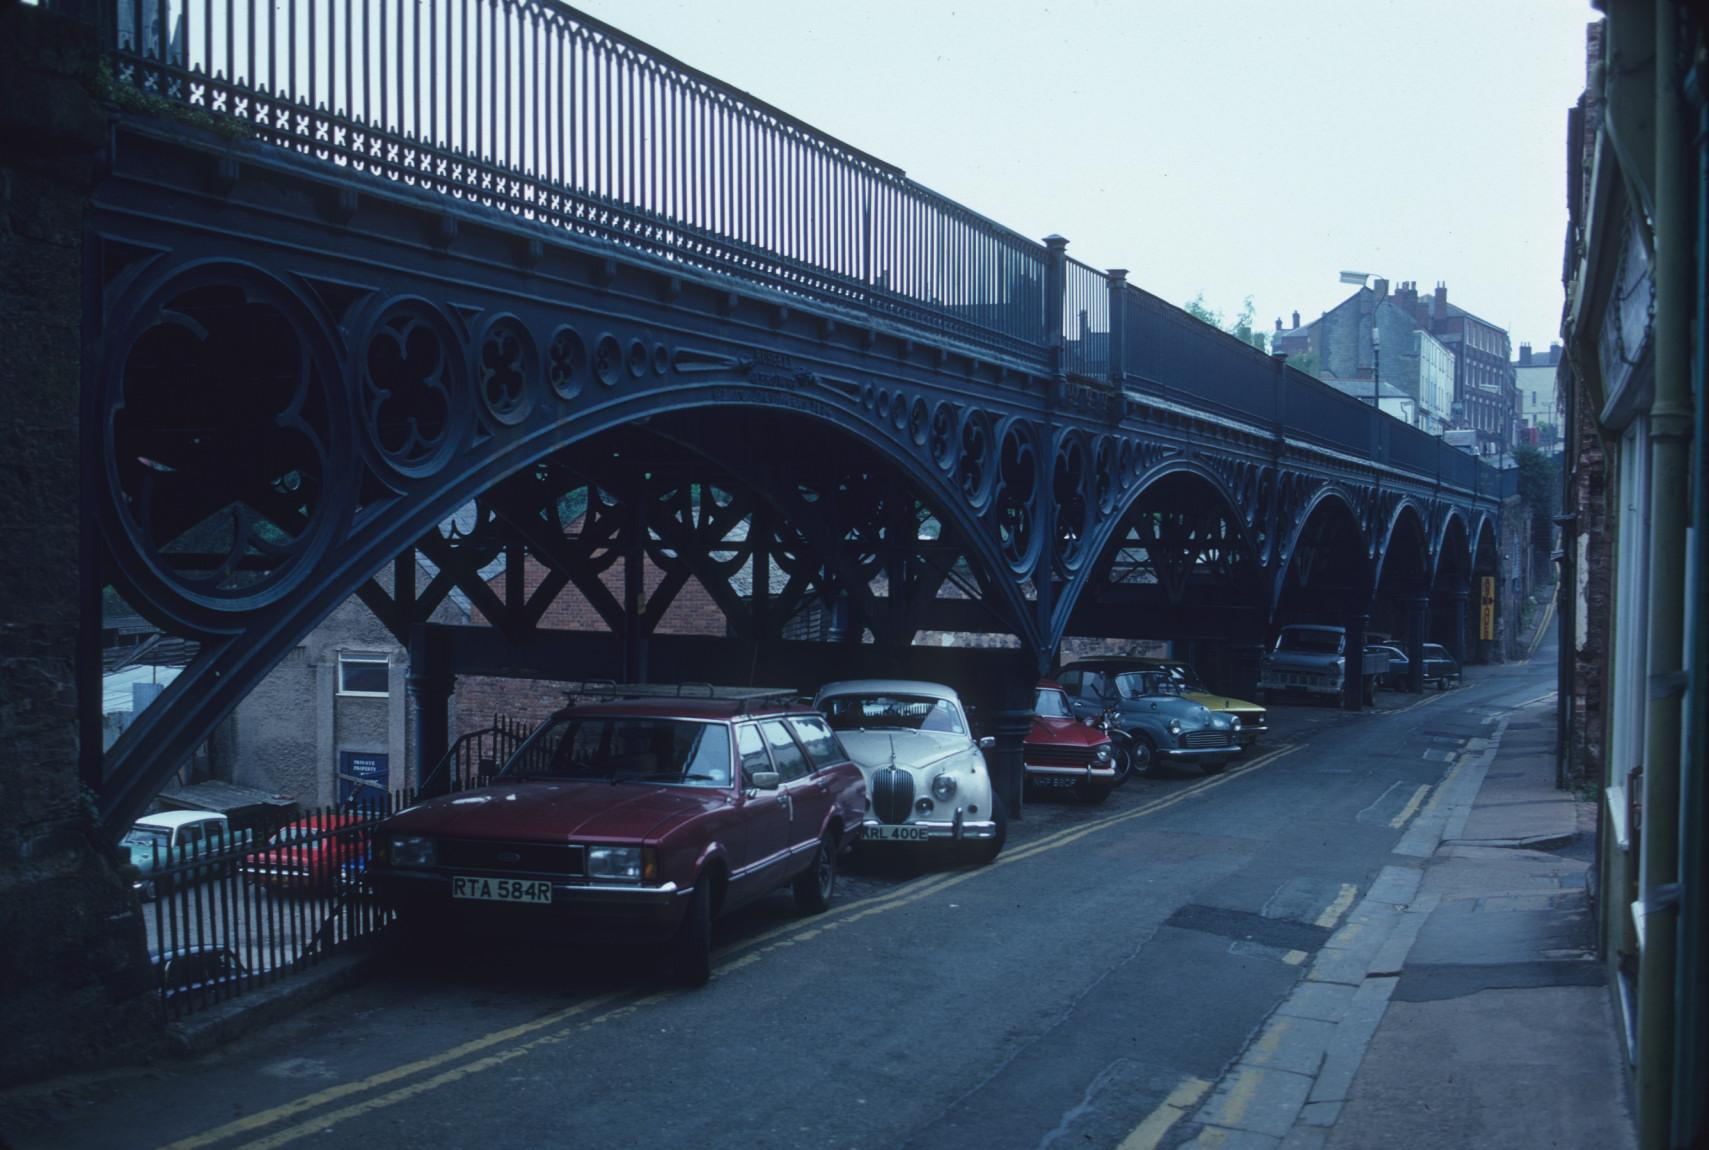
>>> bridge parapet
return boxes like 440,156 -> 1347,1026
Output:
59,0 -> 1504,498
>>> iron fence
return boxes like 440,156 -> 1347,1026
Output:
96,0 -> 1048,362
135,717 -> 527,1017
1062,257 -> 1110,380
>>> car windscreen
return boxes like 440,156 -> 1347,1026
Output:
818,694 -> 966,735
504,716 -> 733,786
1423,645 -> 1451,658
123,827 -> 171,850
1112,671 -> 1172,699
1278,630 -> 1343,654
1034,688 -> 1073,718
1162,663 -> 1204,689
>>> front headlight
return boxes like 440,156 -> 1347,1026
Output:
388,836 -> 436,867
1166,719 -> 1182,736
1230,715 -> 1243,730
931,774 -> 958,801
587,845 -> 647,881
1095,743 -> 1112,762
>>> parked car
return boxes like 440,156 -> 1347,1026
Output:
1130,658 -> 1268,746
240,813 -> 368,894
1257,624 -> 1389,705
122,811 -> 251,900
1370,644 -> 1410,689
813,679 -> 1006,864
1420,643 -> 1463,689
367,689 -> 867,987
1024,681 -> 1120,803
151,944 -> 247,1002
1056,660 -> 1243,775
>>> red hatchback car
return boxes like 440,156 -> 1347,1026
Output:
367,691 -> 868,986
240,813 -> 368,893
1024,681 -> 1120,803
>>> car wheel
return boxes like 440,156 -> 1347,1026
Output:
792,833 -> 837,915
967,793 -> 1007,865
671,880 -> 713,988
1109,741 -> 1134,786
1130,734 -> 1158,777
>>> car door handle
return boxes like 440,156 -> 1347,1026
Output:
775,794 -> 790,806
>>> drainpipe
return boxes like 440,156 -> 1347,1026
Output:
1672,35 -> 1708,1150
1637,5 -> 1690,1145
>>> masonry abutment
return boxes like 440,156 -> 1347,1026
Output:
0,4 -> 159,1086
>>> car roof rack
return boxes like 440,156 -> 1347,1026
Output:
562,680 -> 802,714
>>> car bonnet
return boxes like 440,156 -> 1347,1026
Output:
837,729 -> 970,773
382,779 -> 723,842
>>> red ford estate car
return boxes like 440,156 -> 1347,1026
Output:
367,690 -> 868,986
1024,681 -> 1120,803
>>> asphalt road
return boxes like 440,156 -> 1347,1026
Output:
5,651 -> 1555,1150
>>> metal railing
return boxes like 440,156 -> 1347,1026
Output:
417,712 -> 533,795
98,0 -> 1047,361
136,801 -> 392,1017
136,716 -> 531,1017
78,0 -> 1505,496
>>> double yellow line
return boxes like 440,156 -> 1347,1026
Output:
160,743 -> 1302,1150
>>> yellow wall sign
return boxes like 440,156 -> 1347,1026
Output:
1480,576 -> 1496,641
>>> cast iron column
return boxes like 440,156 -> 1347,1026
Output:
1406,594 -> 1430,694
407,623 -> 452,796
1342,611 -> 1368,710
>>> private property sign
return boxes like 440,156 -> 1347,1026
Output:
1480,576 -> 1496,641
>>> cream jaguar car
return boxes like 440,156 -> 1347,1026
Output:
812,679 -> 1006,865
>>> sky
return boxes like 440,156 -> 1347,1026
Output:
573,0 -> 1595,355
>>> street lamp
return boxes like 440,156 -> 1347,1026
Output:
1371,324 -> 1381,412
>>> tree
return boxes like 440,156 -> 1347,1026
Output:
1184,292 -> 1269,353
1513,445 -> 1559,585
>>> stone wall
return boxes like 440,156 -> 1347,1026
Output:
1566,390 -> 1611,784
0,4 -> 160,1086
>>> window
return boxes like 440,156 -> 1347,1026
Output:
758,721 -> 810,782
788,715 -> 846,769
338,654 -> 390,697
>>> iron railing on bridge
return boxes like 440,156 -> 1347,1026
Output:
76,0 -> 1504,494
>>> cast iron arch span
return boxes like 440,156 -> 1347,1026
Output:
1271,484 -> 1372,622
94,280 -> 1052,837
1057,461 -> 1265,649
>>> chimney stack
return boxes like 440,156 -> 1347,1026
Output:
1373,277 -> 1389,299
1434,282 -> 1448,317
1275,317 -> 1283,333
1519,343 -> 1532,365
1291,310 -> 1300,329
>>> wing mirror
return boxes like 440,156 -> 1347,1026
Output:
747,771 -> 781,791
977,736 -> 995,750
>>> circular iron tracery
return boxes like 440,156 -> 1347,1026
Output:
546,325 -> 587,400
1053,434 -> 1091,571
475,315 -> 535,426
958,409 -> 994,511
104,268 -> 348,617
994,420 -> 1040,572
361,299 -> 465,477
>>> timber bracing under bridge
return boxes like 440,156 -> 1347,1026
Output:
75,0 -> 1510,838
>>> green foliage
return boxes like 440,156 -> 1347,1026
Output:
1184,293 -> 1269,353
1514,445 -> 1558,520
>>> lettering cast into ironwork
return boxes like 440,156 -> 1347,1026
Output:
708,387 -> 836,422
